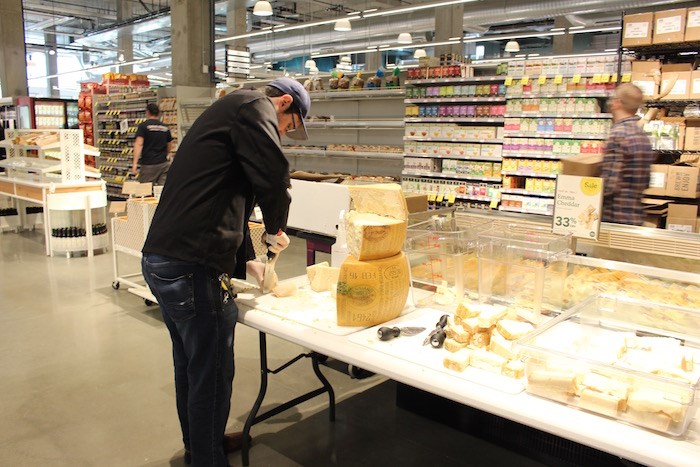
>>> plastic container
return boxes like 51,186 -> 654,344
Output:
405,215 -> 492,309
477,225 -> 571,318
517,294 -> 700,437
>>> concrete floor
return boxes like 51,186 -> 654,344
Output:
0,229 -> 546,467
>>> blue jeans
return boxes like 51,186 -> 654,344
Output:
142,253 -> 237,467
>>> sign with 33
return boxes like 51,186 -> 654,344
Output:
552,175 -> 604,240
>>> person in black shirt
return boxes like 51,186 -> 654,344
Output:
141,78 -> 309,466
131,103 -> 174,184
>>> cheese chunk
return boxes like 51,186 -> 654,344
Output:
627,388 -> 686,423
577,373 -> 629,400
272,281 -> 298,298
470,349 -> 506,374
496,319 -> 534,341
344,211 -> 407,261
490,329 -> 516,360
579,389 -> 625,418
336,253 -> 409,326
310,265 -> 340,293
306,261 -> 330,283
455,301 -> 482,319
461,317 -> 481,334
443,348 -> 473,372
528,370 -> 576,393
503,360 -> 525,379
470,331 -> 491,348
347,183 -> 409,221
452,325 -> 472,344
477,304 -> 508,329
444,337 -> 468,353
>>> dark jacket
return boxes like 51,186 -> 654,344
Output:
143,89 -> 291,276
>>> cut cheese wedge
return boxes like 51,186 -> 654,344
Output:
344,211 -> 407,260
307,262 -> 329,283
336,253 -> 409,327
347,183 -> 409,221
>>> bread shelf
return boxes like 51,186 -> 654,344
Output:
405,97 -> 506,104
406,76 -> 507,85
402,170 -> 501,182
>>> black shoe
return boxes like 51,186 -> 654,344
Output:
182,433 -> 251,464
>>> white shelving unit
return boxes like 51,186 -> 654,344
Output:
46,190 -> 108,257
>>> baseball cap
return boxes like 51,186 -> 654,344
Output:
267,77 -> 311,140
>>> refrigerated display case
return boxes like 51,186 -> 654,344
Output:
15,97 -> 78,129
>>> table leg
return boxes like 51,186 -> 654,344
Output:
311,353 -> 335,422
242,332 -> 268,467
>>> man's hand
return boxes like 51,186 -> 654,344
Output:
246,260 -> 266,287
264,230 -> 290,254
131,164 -> 138,177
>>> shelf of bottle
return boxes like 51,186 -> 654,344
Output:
406,76 -> 506,85
506,91 -> 612,98
503,112 -> 612,119
405,117 -> 504,124
309,89 -> 406,100
402,170 -> 501,182
405,97 -> 506,104
503,132 -> 607,140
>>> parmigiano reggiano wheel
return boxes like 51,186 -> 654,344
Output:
336,252 -> 409,327
347,183 -> 408,220
344,211 -> 407,261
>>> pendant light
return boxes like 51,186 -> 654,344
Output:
340,55 -> 351,64
253,1 -> 273,16
413,48 -> 427,58
397,32 -> 413,44
304,59 -> 317,69
505,40 -> 520,53
334,19 -> 352,32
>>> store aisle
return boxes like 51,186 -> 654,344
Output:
0,231 -> 544,466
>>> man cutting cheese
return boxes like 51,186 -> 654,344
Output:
141,78 -> 310,466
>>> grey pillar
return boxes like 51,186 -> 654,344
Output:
117,0 -> 134,74
45,33 -> 59,97
552,17 -> 574,55
171,0 -> 212,87
365,51 -> 381,72
434,5 -> 464,59
227,0 -> 247,51
0,0 -> 28,96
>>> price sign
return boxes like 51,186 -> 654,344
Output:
489,190 -> 502,210
592,74 -> 601,84
436,194 -> 444,204
621,73 -> 631,83
120,118 -> 129,134
521,76 -> 530,85
538,75 -> 547,84
447,193 -> 456,204
504,77 -> 513,86
552,174 -> 604,240
571,74 -> 581,84
600,73 -> 610,83
554,75 -> 564,84
611,73 -> 619,83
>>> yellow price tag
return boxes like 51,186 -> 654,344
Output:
600,73 -> 610,83
447,193 -> 456,204
521,76 -> 530,85
572,74 -> 581,84
611,73 -> 618,83
538,75 -> 547,85
592,74 -> 601,84
554,75 -> 563,84
504,77 -> 513,86
428,194 -> 437,203
436,194 -> 444,204
489,191 -> 501,210
621,73 -> 631,83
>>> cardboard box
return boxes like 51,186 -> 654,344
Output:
561,154 -> 603,177
631,60 -> 661,97
697,217 -> 700,233
685,120 -> 700,151
666,204 -> 698,233
623,13 -> 654,47
691,70 -> 700,100
666,163 -> 700,198
654,8 -> 687,44
687,7 -> 700,41
661,70 -> 691,100
404,193 -> 429,213
647,164 -> 669,196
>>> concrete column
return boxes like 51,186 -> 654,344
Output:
0,0 -> 28,96
365,51 -> 381,72
171,0 -> 212,87
226,0 -> 247,50
45,33 -> 59,97
552,17 -> 574,55
117,0 -> 134,74
434,5 -> 464,59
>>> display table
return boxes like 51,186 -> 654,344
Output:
236,279 -> 700,467
0,175 -> 106,255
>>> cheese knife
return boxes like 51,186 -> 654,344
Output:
262,250 -> 279,293
377,326 -> 426,341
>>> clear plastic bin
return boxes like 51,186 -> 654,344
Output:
477,225 -> 572,316
405,215 -> 492,309
517,294 -> 700,437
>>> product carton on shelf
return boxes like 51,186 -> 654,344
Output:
404,193 -> 428,213
631,60 -> 661,98
685,119 -> 700,151
666,204 -> 698,232
654,8 -> 688,44
666,162 -> 700,198
660,64 -> 692,100
646,164 -> 669,196
622,12 -> 654,47
690,70 -> 700,100
686,7 -> 700,41
561,153 -> 603,177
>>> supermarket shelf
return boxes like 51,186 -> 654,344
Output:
626,41 -> 700,56
283,148 -> 403,160
501,171 -> 558,179
503,112 -> 612,119
500,188 -> 555,198
455,194 -> 493,202
98,118 -> 147,123
405,117 -> 504,124
644,99 -> 697,108
507,73 -> 600,79
0,140 -> 61,151
653,149 -> 700,155
406,76 -> 506,85
502,153 -> 568,160
0,157 -> 61,174
503,132 -> 607,140
405,97 -> 506,104
506,91 -> 612,98
96,96 -> 157,106
402,170 -> 500,182
405,153 -> 503,162
498,205 -> 553,216
309,89 -> 406,100
404,137 -> 503,144
305,119 -> 404,129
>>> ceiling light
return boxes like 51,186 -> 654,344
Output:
414,48 -> 427,58
464,31 -> 564,43
505,40 -> 520,53
363,0 -> 478,18
334,19 -> 352,32
568,26 -> 622,34
304,59 -> 316,68
253,1 -> 273,16
340,55 -> 351,63
397,33 -> 413,44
